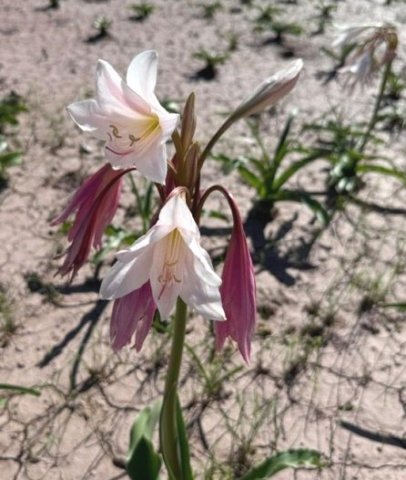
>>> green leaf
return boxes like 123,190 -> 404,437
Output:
0,383 -> 41,396
380,302 -> 406,310
276,190 -> 330,226
0,151 -> 22,168
273,152 -> 322,191
126,402 -> 162,480
176,397 -> 194,480
160,390 -> 194,480
238,165 -> 262,192
357,164 -> 406,185
239,449 -> 323,479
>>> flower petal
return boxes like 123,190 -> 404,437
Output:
110,282 -> 156,351
96,60 -> 150,117
67,99 -> 107,138
100,250 -> 152,299
181,249 -> 225,321
149,238 -> 183,319
126,50 -> 158,102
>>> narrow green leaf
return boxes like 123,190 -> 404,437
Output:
239,449 -> 323,479
176,397 -> 194,480
238,165 -> 262,191
0,151 -> 22,167
273,152 -> 322,191
276,190 -> 330,226
0,383 -> 41,396
357,164 -> 406,185
126,402 -> 162,480
380,302 -> 406,310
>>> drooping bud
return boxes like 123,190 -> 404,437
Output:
51,164 -> 129,278
230,59 -> 303,120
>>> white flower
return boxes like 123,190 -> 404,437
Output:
67,51 -> 179,183
100,195 -> 226,321
333,23 -> 398,89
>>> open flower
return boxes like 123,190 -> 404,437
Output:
51,164 -> 127,278
67,51 -> 179,183
334,23 -> 398,89
100,194 -> 226,321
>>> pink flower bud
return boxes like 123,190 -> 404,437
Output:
52,164 -> 127,278
215,196 -> 256,363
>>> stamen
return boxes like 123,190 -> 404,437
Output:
129,134 -> 141,146
109,124 -> 122,138
157,230 -> 183,299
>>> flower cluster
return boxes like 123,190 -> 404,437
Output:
53,50 -> 302,361
334,23 -> 398,89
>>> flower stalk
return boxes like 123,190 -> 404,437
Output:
160,297 -> 188,479
359,58 -> 393,152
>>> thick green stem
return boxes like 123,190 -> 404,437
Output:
160,298 -> 188,479
359,61 -> 392,152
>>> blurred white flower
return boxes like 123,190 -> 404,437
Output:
334,23 -> 398,89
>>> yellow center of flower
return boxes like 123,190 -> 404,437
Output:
158,229 -> 183,299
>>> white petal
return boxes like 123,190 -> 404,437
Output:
126,51 -> 158,101
158,111 -> 180,141
180,250 -> 225,321
67,99 -> 107,138
116,225 -> 174,262
96,60 -> 150,118
100,250 -> 152,299
160,196 -> 200,237
149,238 -> 182,319
135,142 -> 168,184
186,236 -> 222,287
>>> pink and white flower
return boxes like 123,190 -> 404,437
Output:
67,51 -> 179,183
100,194 -> 226,322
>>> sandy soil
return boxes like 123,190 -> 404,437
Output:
0,0 -> 406,479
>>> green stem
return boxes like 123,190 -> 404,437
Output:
160,298 -> 188,479
359,60 -> 392,152
198,117 -> 234,170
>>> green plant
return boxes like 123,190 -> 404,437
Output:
253,5 -> 302,44
0,285 -> 17,346
193,49 -> 229,80
214,113 -> 330,227
199,1 -> 222,20
0,136 -> 22,187
93,15 -> 112,37
129,2 -> 155,21
0,91 -> 27,133
303,108 -> 406,204
312,1 -> 336,35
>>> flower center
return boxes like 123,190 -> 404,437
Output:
157,229 -> 183,299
